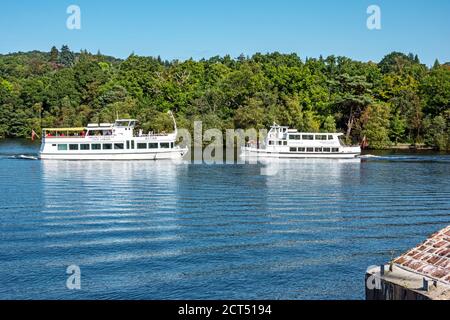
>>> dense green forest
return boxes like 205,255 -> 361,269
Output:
0,46 -> 449,150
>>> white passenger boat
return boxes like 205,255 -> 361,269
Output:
241,124 -> 361,159
39,112 -> 188,160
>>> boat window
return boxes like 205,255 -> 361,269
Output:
302,135 -> 314,140
283,141 -> 287,146
306,147 -> 314,152
103,143 -> 112,150
69,144 -> 79,151
131,141 -> 135,149
323,148 -> 331,152
328,135 -> 334,140
115,121 -> 130,127
160,143 -> 170,149
298,147 -> 306,152
332,148 -> 339,152
315,148 -> 322,152
277,141 -> 283,146
80,144 -> 90,150
290,147 -> 297,152
315,135 -> 327,140
289,135 -> 301,140
171,142 -> 174,149
149,143 -> 158,149
114,143 -> 124,150
126,141 -> 130,149
137,143 -> 147,149
91,144 -> 101,150
58,144 -> 68,151
269,141 -> 274,145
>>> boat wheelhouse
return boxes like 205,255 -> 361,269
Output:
39,113 -> 188,160
241,124 -> 361,159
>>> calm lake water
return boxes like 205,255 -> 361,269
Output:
0,139 -> 449,300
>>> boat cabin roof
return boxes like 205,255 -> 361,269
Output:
270,124 -> 343,136
43,119 -> 139,133
43,128 -> 85,132
287,131 -> 345,136
85,119 -> 138,130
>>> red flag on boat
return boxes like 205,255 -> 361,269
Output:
31,130 -> 38,141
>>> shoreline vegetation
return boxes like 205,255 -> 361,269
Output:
0,47 -> 449,151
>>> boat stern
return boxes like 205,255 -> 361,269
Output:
342,146 -> 362,157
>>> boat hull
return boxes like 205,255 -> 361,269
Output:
39,149 -> 187,161
241,147 -> 360,159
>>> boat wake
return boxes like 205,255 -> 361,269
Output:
2,152 -> 449,163
360,154 -> 450,163
5,154 -> 39,161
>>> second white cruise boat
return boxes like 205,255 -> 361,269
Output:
242,124 -> 361,159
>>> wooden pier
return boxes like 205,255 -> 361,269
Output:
366,226 -> 450,300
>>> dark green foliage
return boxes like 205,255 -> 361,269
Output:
423,114 -> 450,151
0,48 -> 449,150
59,45 -> 75,67
50,46 -> 59,63
379,52 -> 419,74
420,66 -> 450,117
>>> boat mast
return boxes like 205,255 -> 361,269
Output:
168,110 -> 178,136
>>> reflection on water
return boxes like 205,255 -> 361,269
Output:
264,159 -> 362,226
42,160 -> 184,214
0,141 -> 449,300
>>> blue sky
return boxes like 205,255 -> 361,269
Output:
0,0 -> 449,65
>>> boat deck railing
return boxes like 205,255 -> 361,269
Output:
139,132 -> 172,137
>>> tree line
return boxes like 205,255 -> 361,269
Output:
0,46 -> 449,150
